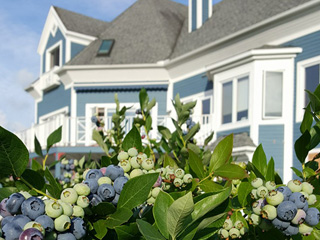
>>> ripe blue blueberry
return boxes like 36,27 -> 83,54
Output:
35,215 -> 54,233
19,228 -> 43,240
83,179 -> 99,194
277,201 -> 298,221
112,194 -> 120,206
97,184 -> 116,202
21,197 -> 45,220
90,194 -> 102,207
70,217 -> 86,239
113,176 -> 128,194
105,165 -> 124,181
6,193 -> 25,214
0,198 -> 12,217
272,217 -> 290,230
2,223 -> 22,240
1,216 -> 14,228
276,186 -> 292,201
11,215 -> 31,229
283,224 -> 299,236
289,192 -> 308,209
305,208 -> 320,226
85,169 -> 103,181
57,233 -> 76,240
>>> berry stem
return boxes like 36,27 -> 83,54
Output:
42,154 -> 49,170
20,176 -> 57,201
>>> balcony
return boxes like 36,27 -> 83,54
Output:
15,114 -> 214,152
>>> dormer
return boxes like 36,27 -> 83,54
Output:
189,0 -> 213,32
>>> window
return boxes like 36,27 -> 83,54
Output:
305,64 -> 320,106
50,46 -> 60,69
222,76 -> 249,124
263,71 -> 283,118
202,98 -> 211,124
98,39 -> 115,56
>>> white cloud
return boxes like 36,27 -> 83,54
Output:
16,69 -> 36,88
0,110 -> 7,127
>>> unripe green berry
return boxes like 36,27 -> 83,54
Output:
147,197 -> 156,205
73,183 -> 91,196
252,199 -> 265,215
77,196 -> 90,208
162,183 -> 171,191
97,177 -> 112,185
174,178 -> 183,187
61,188 -> 78,204
128,147 -> 138,157
307,194 -> 317,205
223,218 -> 233,230
137,153 -> 147,163
183,173 -> 193,183
148,170 -> 156,174
219,229 -> 229,238
73,205 -> 85,218
58,200 -> 73,217
119,160 -> 131,173
129,157 -> 140,169
266,190 -> 284,206
301,182 -> 314,195
124,173 -> 130,180
248,214 -> 261,225
82,169 -> 90,180
231,185 -> 238,196
300,191 -> 309,199
117,151 -> 129,161
141,158 -> 154,170
287,179 -> 302,192
232,179 -> 241,185
251,178 -> 263,188
229,228 -> 240,239
24,222 -> 45,235
234,220 -> 244,230
130,169 -> 143,178
261,205 -> 277,220
54,215 -> 71,232
151,187 -> 161,198
291,209 -> 306,225
299,223 -> 313,236
265,181 -> 276,191
45,201 -> 63,218
251,189 -> 258,199
174,168 -> 185,179
240,227 -> 246,235
19,191 -> 32,199
257,186 -> 268,198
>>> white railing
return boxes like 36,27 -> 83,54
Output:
15,114 -> 213,152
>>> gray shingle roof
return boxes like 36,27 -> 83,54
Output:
67,0 -> 187,65
209,132 -> 256,151
170,0 -> 313,58
53,6 -> 109,37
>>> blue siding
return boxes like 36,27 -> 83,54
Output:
217,126 -> 250,138
71,42 -> 85,59
282,30 -> 320,175
192,0 -> 197,31
259,125 -> 284,178
77,89 -> 167,117
202,0 -> 209,24
38,84 -> 71,120
42,28 -> 66,74
173,73 -> 213,98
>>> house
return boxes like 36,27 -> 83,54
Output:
17,0 -> 320,182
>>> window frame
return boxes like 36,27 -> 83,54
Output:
45,40 -> 62,72
262,70 -> 284,119
97,39 -> 115,56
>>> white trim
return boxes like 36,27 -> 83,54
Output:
296,55 -> 320,122
39,106 -> 69,123
66,38 -> 71,63
70,87 -> 77,146
262,70 -> 285,119
45,40 -> 63,73
197,0 -> 202,29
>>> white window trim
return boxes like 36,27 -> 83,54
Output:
262,70 -> 285,119
39,106 -> 69,123
45,40 -> 63,73
180,90 -> 213,116
296,55 -> 320,122
221,73 -> 250,125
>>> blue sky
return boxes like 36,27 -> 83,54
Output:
0,0 -> 220,132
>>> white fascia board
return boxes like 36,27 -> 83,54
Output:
207,47 -> 302,75
65,31 -> 96,45
167,0 -> 320,66
233,146 -> 256,154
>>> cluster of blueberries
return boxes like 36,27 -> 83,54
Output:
249,178 -> 319,236
59,159 -> 79,186
0,190 -> 86,240
219,218 -> 247,239
116,148 -> 193,204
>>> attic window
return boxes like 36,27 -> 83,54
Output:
98,39 -> 114,56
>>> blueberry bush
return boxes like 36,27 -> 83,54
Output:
0,87 -> 320,240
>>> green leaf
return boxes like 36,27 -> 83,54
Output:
187,143 -> 201,155
192,186 -> 231,221
92,129 -> 109,155
158,126 -> 172,140
46,126 -> 62,152
295,130 -> 311,164
266,157 -> 275,182
79,156 -> 86,169
188,149 -> 205,179
34,135 -> 43,158
115,223 -> 140,240
291,167 -> 303,178
122,126 -> 142,152
146,98 -> 156,112
301,104 -> 313,134
252,144 -> 267,176
44,167 -> 62,199
0,126 -> 29,178
214,164 -> 248,180
199,180 -> 223,193
0,187 -> 18,201
101,156 -> 112,167
92,202 -> 116,216
169,191 -> 186,200
153,191 -> 174,239
163,153 -> 178,169
139,88 -> 149,110
167,192 -> 194,239
209,134 -> 233,173
204,132 -> 214,146
145,115 -> 152,132
306,89 -> 320,113
21,169 -> 45,191
303,167 -> 316,178
183,123 -> 200,143
118,173 -> 158,210
237,182 -> 253,207
137,219 -> 166,240
31,159 -> 43,172
93,219 -> 108,239
246,161 -> 265,180
197,212 -> 227,231
105,207 -> 133,228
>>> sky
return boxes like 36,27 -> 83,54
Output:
0,0 -> 220,133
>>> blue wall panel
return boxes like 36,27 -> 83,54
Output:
192,0 -> 197,31
38,84 -> 71,120
259,125 -> 284,178
217,126 -> 250,138
202,0 -> 209,24
282,30 -> 320,176
71,42 -> 86,59
173,73 -> 213,98
76,89 -> 167,117
42,28 -> 66,74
